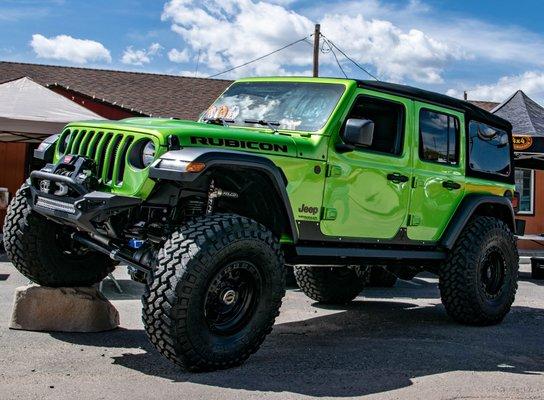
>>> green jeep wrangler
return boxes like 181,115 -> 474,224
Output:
3,77 -> 521,371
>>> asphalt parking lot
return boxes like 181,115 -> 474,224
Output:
1,255 -> 543,400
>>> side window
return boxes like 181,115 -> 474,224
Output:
347,96 -> 405,156
419,109 -> 459,165
468,121 -> 511,177
515,169 -> 534,214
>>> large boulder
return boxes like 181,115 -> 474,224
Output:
9,285 -> 119,332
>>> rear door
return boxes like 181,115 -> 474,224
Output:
407,102 -> 466,242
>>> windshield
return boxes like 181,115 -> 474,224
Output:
201,82 -> 345,132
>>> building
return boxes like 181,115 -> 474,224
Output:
490,91 -> 544,249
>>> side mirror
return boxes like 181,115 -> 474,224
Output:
343,118 -> 374,148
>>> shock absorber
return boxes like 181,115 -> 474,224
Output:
206,179 -> 239,214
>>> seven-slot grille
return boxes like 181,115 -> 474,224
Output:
63,129 -> 135,187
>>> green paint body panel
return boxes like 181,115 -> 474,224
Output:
52,76 -> 514,243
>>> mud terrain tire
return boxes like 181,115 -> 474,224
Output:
142,213 -> 285,372
3,188 -> 114,287
294,266 -> 368,304
439,216 -> 518,326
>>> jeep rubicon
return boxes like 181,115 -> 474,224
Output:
3,77 -> 521,371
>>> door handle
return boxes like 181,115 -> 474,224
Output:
387,173 -> 409,183
442,180 -> 461,190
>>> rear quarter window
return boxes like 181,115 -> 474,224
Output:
468,121 -> 511,177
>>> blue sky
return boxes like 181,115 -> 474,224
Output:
2,0 -> 544,102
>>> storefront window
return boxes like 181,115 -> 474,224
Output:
515,169 -> 534,214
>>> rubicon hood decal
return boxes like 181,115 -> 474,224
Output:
190,136 -> 289,153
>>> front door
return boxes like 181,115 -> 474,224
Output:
321,92 -> 413,239
407,102 -> 466,242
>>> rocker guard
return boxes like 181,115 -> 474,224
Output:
23,170 -> 141,235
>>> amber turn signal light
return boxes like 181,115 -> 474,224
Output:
186,162 -> 206,173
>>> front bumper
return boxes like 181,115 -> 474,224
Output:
24,169 -> 140,235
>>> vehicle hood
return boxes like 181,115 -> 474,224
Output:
69,118 -> 314,159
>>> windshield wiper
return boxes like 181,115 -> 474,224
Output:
203,117 -> 234,127
243,119 -> 280,134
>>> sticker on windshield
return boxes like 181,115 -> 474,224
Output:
205,105 -> 217,119
217,105 -> 229,119
226,105 -> 239,120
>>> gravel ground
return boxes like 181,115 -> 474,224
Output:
0,256 -> 543,400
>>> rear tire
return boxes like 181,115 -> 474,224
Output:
439,216 -> 518,326
3,187 -> 114,287
294,265 -> 368,304
142,213 -> 285,372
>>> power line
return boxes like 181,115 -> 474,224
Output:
194,49 -> 201,78
321,34 -> 380,81
207,36 -> 310,78
323,39 -> 348,78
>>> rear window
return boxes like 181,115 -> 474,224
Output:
468,121 -> 511,177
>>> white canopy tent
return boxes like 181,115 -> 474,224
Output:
0,77 -> 102,143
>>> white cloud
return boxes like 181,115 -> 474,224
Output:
308,0 -> 544,68
178,69 -> 208,78
320,14 -> 466,83
30,34 -> 111,64
168,48 -> 190,63
447,71 -> 544,103
161,0 -> 466,83
161,0 -> 314,76
121,42 -> 163,65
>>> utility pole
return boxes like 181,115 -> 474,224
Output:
313,24 -> 321,77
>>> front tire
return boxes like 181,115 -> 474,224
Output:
142,214 -> 285,372
439,216 -> 518,326
3,188 -> 114,287
294,266 -> 368,304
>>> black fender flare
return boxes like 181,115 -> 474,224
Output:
440,193 -> 515,250
149,148 -> 298,242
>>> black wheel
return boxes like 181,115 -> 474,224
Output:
142,213 -> 285,372
3,187 -> 114,287
368,266 -> 398,287
531,259 -> 544,279
439,216 -> 519,326
293,265 -> 368,304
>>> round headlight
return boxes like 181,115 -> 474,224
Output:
141,141 -> 156,167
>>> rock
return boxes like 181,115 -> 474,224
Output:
9,285 -> 119,332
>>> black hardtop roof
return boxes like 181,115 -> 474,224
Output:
357,80 -> 512,132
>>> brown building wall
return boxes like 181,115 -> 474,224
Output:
518,169 -> 544,250
0,143 -> 28,229
50,86 -> 142,120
